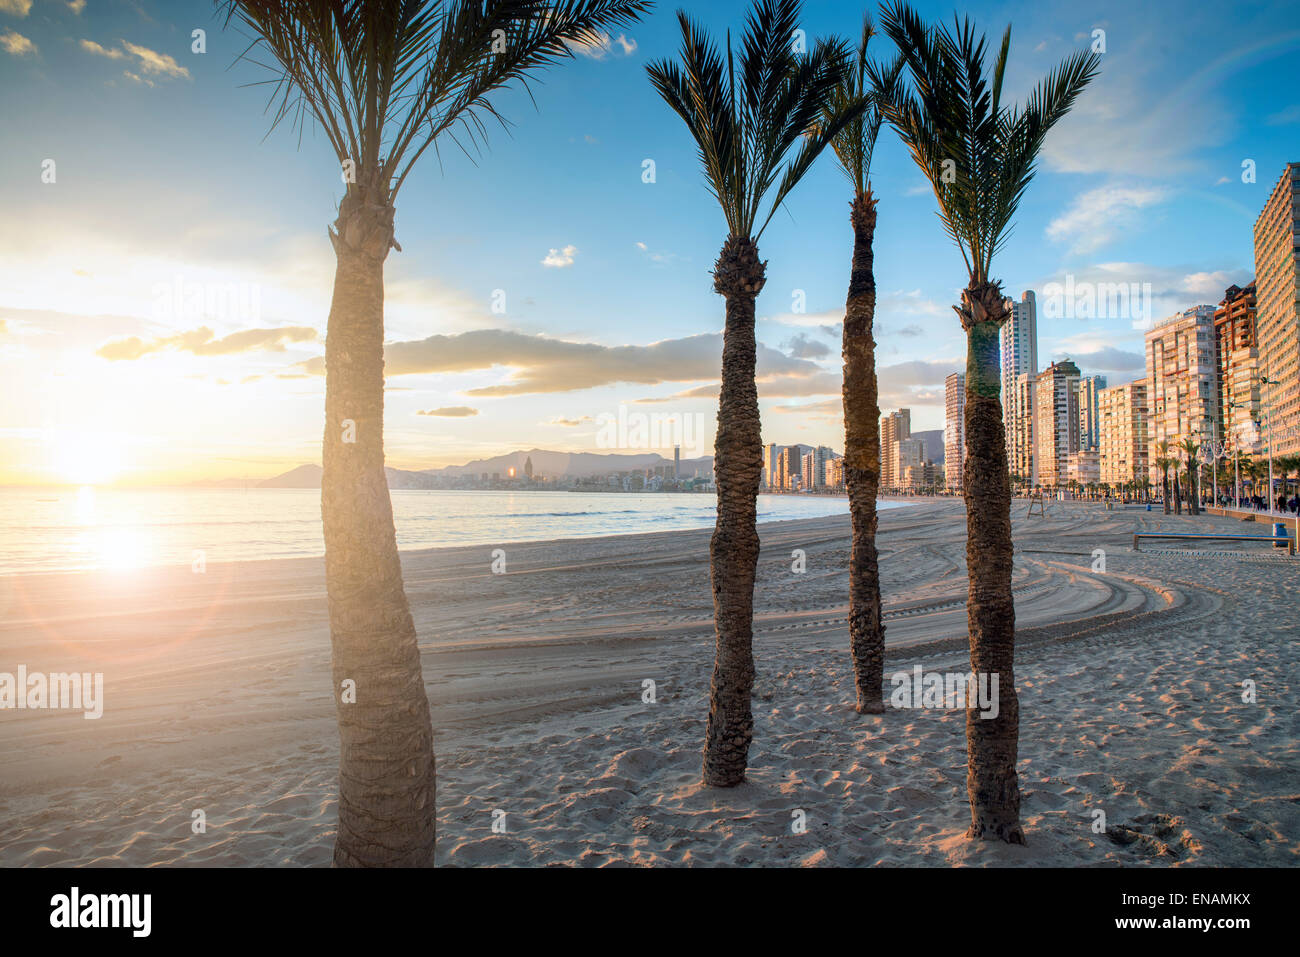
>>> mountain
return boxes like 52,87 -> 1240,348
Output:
912,429 -> 945,466
253,449 -> 716,489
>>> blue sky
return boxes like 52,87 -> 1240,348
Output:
0,0 -> 1296,483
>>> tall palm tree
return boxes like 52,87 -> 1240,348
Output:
876,1 -> 1099,843
221,0 -> 651,867
647,0 -> 857,786
1157,439 -> 1173,514
815,16 -> 902,714
1179,438 -> 1200,515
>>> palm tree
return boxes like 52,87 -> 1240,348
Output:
221,0 -> 651,866
876,1 -> 1099,843
647,0 -> 856,786
1179,438 -> 1200,515
1157,439 -> 1173,514
816,16 -> 902,714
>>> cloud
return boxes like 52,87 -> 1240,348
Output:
81,38 -> 190,81
97,325 -> 317,360
0,30 -> 34,55
541,244 -> 577,268
782,333 -> 831,359
294,328 -> 823,397
1266,104 -> 1300,125
548,415 -> 594,427
68,0 -> 86,13
1051,346 -> 1145,373
0,0 -> 31,16
417,407 -> 479,418
1046,184 -> 1169,254
570,31 -> 637,59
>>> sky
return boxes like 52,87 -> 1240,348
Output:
0,0 -> 1296,485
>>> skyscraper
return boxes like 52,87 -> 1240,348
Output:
1214,282 -> 1261,452
1033,359 -> 1081,489
1254,162 -> 1300,457
944,372 -> 965,491
880,409 -> 911,491
1077,375 -> 1108,450
1010,372 -> 1036,485
1099,379 -> 1150,491
1146,305 -> 1219,483
1001,290 -> 1038,477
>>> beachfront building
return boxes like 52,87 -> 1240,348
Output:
1214,282 -> 1262,453
881,408 -> 911,490
1001,291 -> 1038,476
763,443 -> 779,489
1098,378 -> 1150,492
901,461 -> 938,490
1066,449 -> 1100,490
1033,359 -> 1081,490
775,446 -> 799,491
825,456 -> 845,490
1145,304 -> 1219,484
896,438 -> 925,489
1077,374 -> 1107,450
1008,372 -> 1036,486
1254,162 -> 1300,457
944,372 -> 965,491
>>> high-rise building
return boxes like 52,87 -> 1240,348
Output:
1254,162 -> 1300,457
1214,282 -> 1261,453
764,443 -> 779,489
1098,379 -> 1150,491
944,372 -> 965,492
1033,359 -> 1081,489
880,409 -> 911,490
896,438 -> 925,489
775,446 -> 799,490
825,457 -> 845,489
1146,305 -> 1219,483
1009,372 -> 1036,485
1066,449 -> 1099,488
1001,290 -> 1038,473
1077,375 -> 1108,450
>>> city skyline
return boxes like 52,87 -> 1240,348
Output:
2,0 -> 1296,485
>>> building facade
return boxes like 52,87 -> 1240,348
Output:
1077,375 -> 1108,450
1009,372 -> 1036,485
1033,359 -> 1081,489
944,372 -> 965,492
1098,378 -> 1150,491
1254,163 -> 1300,457
1214,282 -> 1262,453
1001,291 -> 1038,479
881,409 -> 911,490
1145,305 -> 1219,483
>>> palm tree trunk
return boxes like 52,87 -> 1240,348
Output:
1162,470 -> 1170,514
959,283 -> 1024,844
1174,475 -> 1182,514
702,235 -> 766,788
323,182 -> 437,866
841,193 -> 885,713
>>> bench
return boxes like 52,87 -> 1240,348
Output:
1132,532 -> 1295,556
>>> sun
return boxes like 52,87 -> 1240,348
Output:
50,432 -> 127,486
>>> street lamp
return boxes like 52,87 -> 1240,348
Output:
1199,436 -> 1227,509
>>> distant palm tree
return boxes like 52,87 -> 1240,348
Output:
816,16 -> 902,713
1157,439 -> 1173,514
647,0 -> 856,786
876,0 -> 1099,842
1179,438 -> 1200,515
221,0 -> 651,866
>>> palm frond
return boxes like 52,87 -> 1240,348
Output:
222,0 -> 653,202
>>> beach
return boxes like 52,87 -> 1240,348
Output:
0,498 -> 1296,867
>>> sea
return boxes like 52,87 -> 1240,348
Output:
0,487 -> 908,575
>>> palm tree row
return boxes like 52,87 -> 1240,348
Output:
224,0 -> 1098,861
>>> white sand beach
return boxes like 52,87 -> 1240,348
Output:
0,499 -> 1296,867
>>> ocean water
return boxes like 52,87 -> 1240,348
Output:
0,487 -> 906,575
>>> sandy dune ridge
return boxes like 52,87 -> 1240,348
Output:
0,499 -> 1295,866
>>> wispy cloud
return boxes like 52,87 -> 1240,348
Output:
0,0 -> 32,17
1047,184 -> 1169,254
98,325 -> 317,360
81,37 -> 190,82
570,31 -> 638,59
417,406 -> 479,418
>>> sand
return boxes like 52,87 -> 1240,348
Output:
0,498 -> 1296,866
